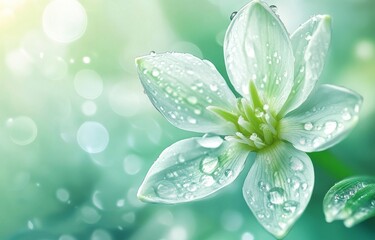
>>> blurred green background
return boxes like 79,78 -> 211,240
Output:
0,0 -> 374,239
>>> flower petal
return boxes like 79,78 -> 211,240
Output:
243,141 -> 314,239
138,136 -> 249,204
323,176 -> 375,227
279,84 -> 363,152
136,52 -> 237,135
224,0 -> 294,114
281,15 -> 332,115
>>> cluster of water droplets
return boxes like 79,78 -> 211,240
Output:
297,104 -> 360,148
244,153 -> 312,234
140,136 -> 240,202
139,52 -> 232,128
324,177 -> 375,226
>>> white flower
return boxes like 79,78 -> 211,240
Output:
135,1 -> 363,238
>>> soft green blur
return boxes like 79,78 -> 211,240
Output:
0,0 -> 374,239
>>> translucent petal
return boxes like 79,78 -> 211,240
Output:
243,141 -> 314,238
138,136 -> 249,204
323,176 -> 375,227
224,0 -> 294,114
281,15 -> 332,115
279,84 -> 363,152
136,52 -> 237,135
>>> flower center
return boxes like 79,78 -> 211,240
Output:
208,82 -> 279,151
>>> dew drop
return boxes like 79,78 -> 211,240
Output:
209,84 -> 218,92
155,181 -> 178,199
289,177 -> 301,191
151,69 -> 160,77
270,5 -> 278,12
187,182 -> 198,192
178,154 -> 185,163
289,156 -> 304,171
224,169 -> 233,178
304,122 -> 313,131
282,200 -> 299,215
268,187 -> 285,205
200,175 -> 215,187
299,138 -> 306,145
187,116 -> 197,124
197,136 -> 223,148
187,96 -> 198,104
230,11 -> 238,21
200,156 -> 219,174
324,121 -> 337,135
354,104 -> 360,113
342,111 -> 352,121
312,137 -> 325,148
194,109 -> 202,115
150,51 -> 156,56
258,181 -> 270,192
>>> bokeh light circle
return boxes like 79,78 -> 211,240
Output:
74,69 -> 103,100
5,116 -> 38,145
42,0 -> 87,43
77,121 -> 109,153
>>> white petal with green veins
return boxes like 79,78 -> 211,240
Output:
323,176 -> 375,227
136,52 -> 237,135
138,136 -> 249,204
281,15 -> 332,115
224,0 -> 294,114
242,141 -> 314,239
279,84 -> 363,152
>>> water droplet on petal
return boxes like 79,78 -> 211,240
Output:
186,182 -> 198,192
304,122 -> 314,131
201,156 -> 219,174
230,11 -> 238,20
151,69 -> 160,77
289,156 -> 304,171
224,169 -> 233,178
197,136 -> 223,148
178,154 -> 185,163
342,111 -> 352,121
258,181 -> 270,192
324,121 -> 337,135
200,175 -> 215,186
354,104 -> 360,113
313,137 -> 325,148
150,51 -> 156,56
187,96 -> 198,104
155,181 -> 178,199
270,5 -> 278,12
282,200 -> 299,215
268,187 -> 285,205
187,116 -> 197,124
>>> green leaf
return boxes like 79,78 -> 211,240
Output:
323,176 -> 375,227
